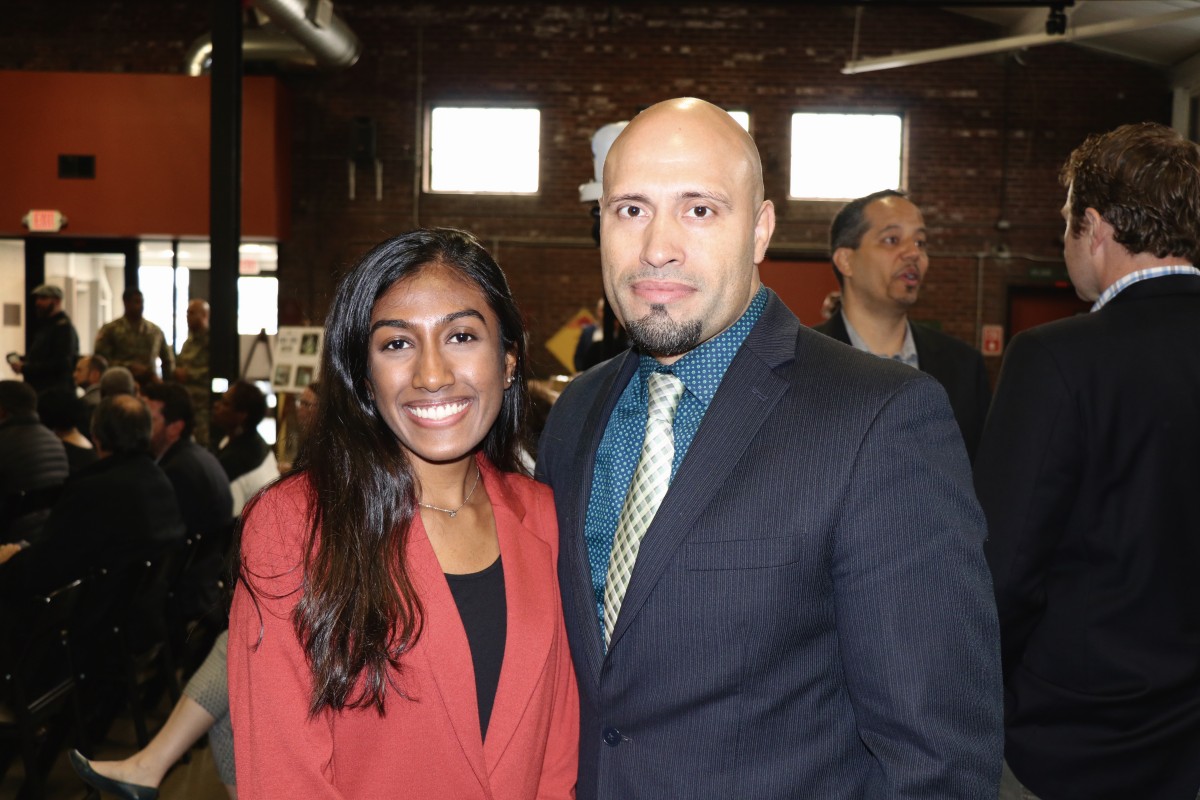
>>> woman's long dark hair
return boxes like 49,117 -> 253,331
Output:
248,228 -> 529,716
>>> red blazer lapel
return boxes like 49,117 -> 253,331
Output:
478,460 -> 557,774
406,514 -> 492,796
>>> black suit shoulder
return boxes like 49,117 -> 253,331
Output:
3,453 -> 183,597
161,439 -> 234,536
812,311 -> 989,460
910,323 -> 991,460
911,321 -> 981,361
217,431 -> 270,481
1012,274 -> 1200,354
811,314 -> 848,343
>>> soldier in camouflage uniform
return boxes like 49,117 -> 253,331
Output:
94,288 -> 175,385
173,299 -> 212,447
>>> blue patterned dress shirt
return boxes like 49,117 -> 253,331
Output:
583,286 -> 768,633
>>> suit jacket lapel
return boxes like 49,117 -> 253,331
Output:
607,295 -> 799,650
480,461 -> 556,772
563,350 -> 640,684
910,324 -> 949,384
823,310 -> 851,345
406,515 -> 492,795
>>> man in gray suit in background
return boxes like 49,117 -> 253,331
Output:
537,97 -> 1002,799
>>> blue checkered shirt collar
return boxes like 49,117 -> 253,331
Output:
633,285 -> 768,406
1091,265 -> 1200,311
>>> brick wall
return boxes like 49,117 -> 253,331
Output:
3,2 -> 1169,377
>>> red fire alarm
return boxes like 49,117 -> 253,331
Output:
981,324 -> 1005,357
22,210 -> 67,233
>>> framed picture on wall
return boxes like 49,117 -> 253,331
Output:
275,326 -> 323,392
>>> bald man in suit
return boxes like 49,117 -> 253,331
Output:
538,97 -> 1002,799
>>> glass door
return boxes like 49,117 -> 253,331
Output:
23,237 -> 139,358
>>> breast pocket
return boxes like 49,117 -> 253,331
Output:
684,536 -> 800,571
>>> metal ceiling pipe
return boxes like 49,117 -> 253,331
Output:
252,0 -> 361,70
185,29 -> 315,76
843,6 -> 1200,75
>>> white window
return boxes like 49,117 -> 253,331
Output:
428,107 -> 540,193
138,240 -> 279,347
237,276 -> 278,335
727,110 -> 750,132
790,113 -> 903,200
138,263 -> 190,349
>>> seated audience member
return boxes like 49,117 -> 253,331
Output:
0,380 -> 68,542
143,382 -> 234,535
37,385 -> 98,473
0,394 -> 185,599
99,365 -> 137,398
142,381 -> 234,624
75,353 -> 108,411
212,380 -> 278,515
278,381 -> 319,473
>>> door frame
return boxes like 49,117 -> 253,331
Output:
23,237 -> 139,354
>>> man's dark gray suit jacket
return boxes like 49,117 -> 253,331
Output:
815,310 -> 992,461
975,274 -> 1200,799
537,291 -> 1003,799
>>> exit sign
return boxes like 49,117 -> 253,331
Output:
23,209 -> 67,233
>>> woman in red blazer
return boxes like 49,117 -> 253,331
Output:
228,228 -> 578,799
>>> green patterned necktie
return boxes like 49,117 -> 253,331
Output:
603,371 -> 686,648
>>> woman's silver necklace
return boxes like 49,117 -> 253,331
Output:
417,467 -> 481,518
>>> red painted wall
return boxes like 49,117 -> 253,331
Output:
760,257 -> 841,328
0,71 -> 288,240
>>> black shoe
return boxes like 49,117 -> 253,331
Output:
68,750 -> 159,800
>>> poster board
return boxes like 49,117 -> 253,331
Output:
272,326 -> 323,392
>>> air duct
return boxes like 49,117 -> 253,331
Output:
252,0 -> 360,70
185,30 -> 315,77
184,0 -> 360,76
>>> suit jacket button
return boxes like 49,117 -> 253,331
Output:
602,727 -> 622,746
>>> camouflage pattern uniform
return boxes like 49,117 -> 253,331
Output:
94,316 -> 175,381
175,329 -> 211,446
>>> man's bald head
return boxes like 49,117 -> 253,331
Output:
603,97 -> 766,207
186,298 -> 210,332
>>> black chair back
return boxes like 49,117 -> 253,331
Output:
0,578 -> 84,796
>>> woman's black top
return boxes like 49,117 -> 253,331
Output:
445,555 -> 506,740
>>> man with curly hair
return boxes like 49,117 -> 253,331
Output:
976,122 -> 1200,800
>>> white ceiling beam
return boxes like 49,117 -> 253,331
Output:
843,6 -> 1200,75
